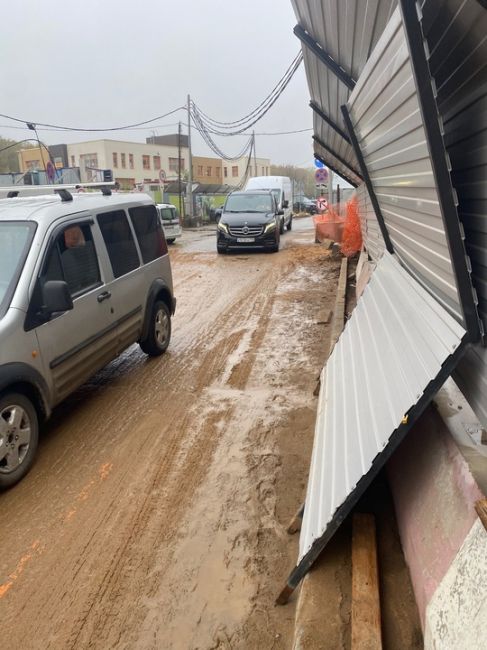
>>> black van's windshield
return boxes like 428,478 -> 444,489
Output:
0,221 -> 36,315
225,193 -> 274,213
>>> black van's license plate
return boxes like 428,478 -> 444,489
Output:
237,237 -> 255,243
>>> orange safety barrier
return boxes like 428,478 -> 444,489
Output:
313,204 -> 345,244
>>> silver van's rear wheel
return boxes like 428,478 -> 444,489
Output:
0,393 -> 39,489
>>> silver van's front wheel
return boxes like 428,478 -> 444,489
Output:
0,393 -> 39,489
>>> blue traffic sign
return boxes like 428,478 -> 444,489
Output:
314,158 -> 324,168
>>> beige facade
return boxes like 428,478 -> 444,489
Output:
192,156 -> 223,185
67,139 -> 188,187
18,145 -> 51,172
222,156 -> 271,185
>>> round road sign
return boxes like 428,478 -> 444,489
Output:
315,167 -> 329,183
317,196 -> 328,211
159,169 -> 167,183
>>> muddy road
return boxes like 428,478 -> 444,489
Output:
1,218 -> 340,649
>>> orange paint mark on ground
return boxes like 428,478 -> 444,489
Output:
61,462 -> 113,523
99,462 -> 113,480
1,462 -> 114,598
0,540 -> 42,599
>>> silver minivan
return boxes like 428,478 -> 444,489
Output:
0,187 -> 176,488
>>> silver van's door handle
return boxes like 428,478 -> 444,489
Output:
97,291 -> 112,303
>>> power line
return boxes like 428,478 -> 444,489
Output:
192,52 -> 303,132
0,106 -> 185,132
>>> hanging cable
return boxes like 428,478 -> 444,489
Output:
0,106 -> 185,132
192,52 -> 303,132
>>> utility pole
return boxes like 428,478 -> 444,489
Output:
253,131 -> 258,179
186,94 -> 193,219
178,121 -> 182,219
328,169 -> 333,209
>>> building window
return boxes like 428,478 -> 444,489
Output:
129,154 -> 134,169
232,166 -> 238,177
142,155 -> 150,170
153,155 -> 161,170
112,153 -> 118,168
121,153 -> 126,169
197,165 -> 203,175
169,157 -> 184,172
224,167 -> 228,178
70,155 -> 75,167
206,166 -> 212,177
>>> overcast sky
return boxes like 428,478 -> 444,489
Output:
0,0 -> 316,167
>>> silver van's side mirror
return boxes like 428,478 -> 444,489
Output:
43,281 -> 73,315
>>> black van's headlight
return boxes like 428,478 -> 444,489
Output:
264,221 -> 276,233
217,222 -> 229,233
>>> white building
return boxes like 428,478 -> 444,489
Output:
222,156 -> 271,185
67,139 -> 188,189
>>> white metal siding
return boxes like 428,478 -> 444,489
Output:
347,8 -> 465,323
420,0 -> 487,426
299,251 -> 465,560
357,182 -> 385,261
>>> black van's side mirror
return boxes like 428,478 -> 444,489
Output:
43,281 -> 73,315
277,209 -> 285,216
283,200 -> 289,208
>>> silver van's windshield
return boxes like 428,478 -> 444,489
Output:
0,221 -> 35,312
225,193 -> 273,213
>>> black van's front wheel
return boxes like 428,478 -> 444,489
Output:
140,300 -> 171,356
0,393 -> 39,489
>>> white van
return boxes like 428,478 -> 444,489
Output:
245,176 -> 293,233
156,204 -> 182,244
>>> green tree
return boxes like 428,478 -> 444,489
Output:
0,137 -> 35,174
270,164 -> 316,197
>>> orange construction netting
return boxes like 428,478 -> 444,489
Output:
340,195 -> 362,257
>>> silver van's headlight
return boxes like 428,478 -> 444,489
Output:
217,221 -> 229,233
264,221 -> 276,233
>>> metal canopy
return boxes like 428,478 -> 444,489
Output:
277,251 -> 467,603
292,0 -> 397,185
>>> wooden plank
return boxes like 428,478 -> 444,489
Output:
352,513 -> 382,650
330,257 -> 348,351
475,499 -> 487,532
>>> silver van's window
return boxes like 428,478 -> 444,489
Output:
129,205 -> 167,263
0,222 -> 34,310
159,207 -> 175,221
43,224 -> 101,296
97,210 -> 140,278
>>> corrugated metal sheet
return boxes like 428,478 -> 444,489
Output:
419,0 -> 487,427
347,7 -> 467,324
299,250 -> 466,561
357,182 -> 385,261
292,0 -> 396,184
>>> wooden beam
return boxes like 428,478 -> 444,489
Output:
352,513 -> 382,650
475,499 -> 487,532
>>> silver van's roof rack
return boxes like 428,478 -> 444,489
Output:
1,182 -> 115,202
